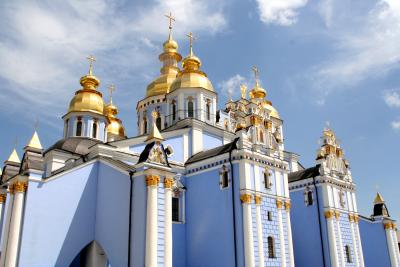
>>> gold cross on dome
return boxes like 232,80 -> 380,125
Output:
87,55 -> 96,75
186,32 -> 196,55
252,66 -> 259,81
165,12 -> 175,30
108,84 -> 116,102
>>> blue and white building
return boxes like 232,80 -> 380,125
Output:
0,19 -> 398,267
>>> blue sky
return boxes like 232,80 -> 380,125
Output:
0,0 -> 399,220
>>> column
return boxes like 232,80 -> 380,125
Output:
325,210 -> 339,267
0,186 -> 14,267
393,223 -> 400,266
164,178 -> 173,267
240,193 -> 254,267
348,214 -> 360,267
353,215 -> 365,267
276,199 -> 286,267
384,222 -> 399,267
0,194 -> 7,243
335,211 -> 345,267
145,175 -> 159,267
5,181 -> 27,267
285,201 -> 295,267
254,196 -> 265,267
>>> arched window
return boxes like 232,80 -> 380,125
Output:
76,120 -> 83,136
92,122 -> 98,138
220,165 -> 229,189
264,170 -> 271,189
345,245 -> 352,263
188,99 -> 194,118
172,101 -> 176,121
143,117 -> 147,134
267,236 -> 275,258
206,99 -> 211,120
156,116 -> 162,130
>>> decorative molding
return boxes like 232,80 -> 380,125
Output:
146,175 -> 160,187
334,210 -> 340,219
276,199 -> 283,209
0,194 -> 6,203
354,214 -> 359,223
348,214 -> 354,222
240,194 -> 252,204
285,200 -> 291,210
254,195 -> 262,205
384,222 -> 393,230
8,184 -> 15,195
324,210 -> 335,219
14,181 -> 28,193
164,177 -> 173,189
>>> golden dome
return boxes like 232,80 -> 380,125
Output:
262,100 -> 280,119
146,33 -> 182,98
105,101 -> 126,138
249,82 -> 267,99
68,72 -> 105,115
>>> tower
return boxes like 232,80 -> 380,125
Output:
137,12 -> 182,135
63,55 -> 108,142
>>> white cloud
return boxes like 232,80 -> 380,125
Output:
0,0 -> 227,129
310,0 -> 400,95
384,91 -> 400,108
391,120 -> 400,130
256,0 -> 308,26
219,74 -> 247,99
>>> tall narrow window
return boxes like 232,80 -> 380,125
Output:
259,129 -> 264,143
172,197 -> 180,222
345,245 -> 352,263
307,191 -> 314,206
206,99 -> 211,120
268,236 -> 275,258
76,120 -> 82,136
143,118 -> 147,134
264,170 -> 271,189
65,119 -> 69,137
220,165 -> 229,189
172,101 -> 176,121
188,99 -> 194,118
92,122 -> 98,138
267,211 -> 272,221
156,116 -> 162,130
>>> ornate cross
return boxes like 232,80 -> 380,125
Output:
252,66 -> 259,82
186,32 -> 196,55
165,12 -> 175,30
87,55 -> 96,75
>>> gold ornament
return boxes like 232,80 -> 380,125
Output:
164,178 -> 174,189
146,175 -> 160,187
240,194 -> 252,204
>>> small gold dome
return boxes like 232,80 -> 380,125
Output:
249,82 -> 267,99
163,38 -> 178,53
105,102 -> 126,138
262,100 -> 280,119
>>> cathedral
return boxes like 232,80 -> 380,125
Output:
0,14 -> 399,267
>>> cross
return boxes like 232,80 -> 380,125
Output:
87,55 -> 96,75
252,66 -> 259,82
108,84 -> 116,102
186,32 -> 196,55
165,12 -> 175,30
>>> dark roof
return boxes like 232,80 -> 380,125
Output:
288,165 -> 320,183
186,137 -> 239,164
46,137 -> 103,155
137,142 -> 170,167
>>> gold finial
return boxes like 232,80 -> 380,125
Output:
87,55 -> 96,76
252,66 -> 260,86
374,192 -> 385,204
186,32 -> 196,56
165,12 -> 175,39
27,131 -> 43,150
108,84 -> 116,104
7,149 -> 20,163
240,84 -> 247,99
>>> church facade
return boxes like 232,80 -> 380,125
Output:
0,15 -> 399,267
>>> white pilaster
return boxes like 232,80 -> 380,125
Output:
354,219 -> 365,267
164,178 -> 173,267
335,213 -> 345,267
5,182 -> 27,267
285,202 -> 295,267
192,127 -> 203,154
326,210 -> 339,267
255,197 -> 265,267
349,217 -> 360,267
241,194 -> 254,267
145,176 -> 159,267
385,223 -> 399,267
0,192 -> 13,267
0,194 -> 7,245
277,200 -> 286,267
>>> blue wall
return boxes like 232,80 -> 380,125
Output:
202,132 -> 222,151
359,219 -> 391,267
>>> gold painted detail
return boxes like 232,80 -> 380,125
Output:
0,194 -> 6,203
164,178 -> 174,189
354,214 -> 359,223
8,184 -> 15,195
348,214 -> 354,222
384,222 -> 393,230
285,200 -> 291,210
254,195 -> 262,205
374,192 -> 385,204
335,211 -> 340,219
146,175 -> 160,187
276,199 -> 283,209
324,210 -> 335,219
14,181 -> 28,193
27,131 -> 43,149
240,194 -> 252,204
7,149 -> 20,163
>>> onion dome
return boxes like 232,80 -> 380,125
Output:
105,100 -> 126,139
68,56 -> 105,115
170,32 -> 214,92
249,80 -> 267,100
146,14 -> 182,98
261,100 -> 280,119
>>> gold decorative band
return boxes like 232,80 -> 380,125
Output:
14,181 -> 28,193
0,194 -> 6,203
335,211 -> 340,219
276,199 -> 283,209
240,194 -> 252,204
324,210 -> 335,219
285,200 -> 291,210
254,195 -> 262,205
146,175 -> 160,187
164,178 -> 173,189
